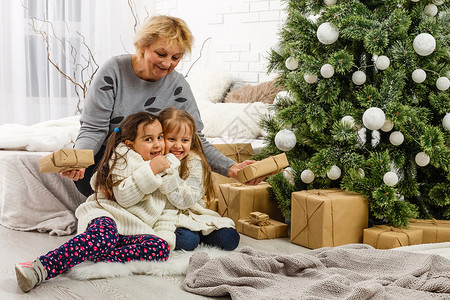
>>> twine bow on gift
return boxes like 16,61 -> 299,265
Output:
246,212 -> 272,239
235,145 -> 253,163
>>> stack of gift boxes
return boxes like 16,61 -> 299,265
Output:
207,144 -> 450,246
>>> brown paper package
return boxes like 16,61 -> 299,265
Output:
408,219 -> 450,244
290,188 -> 369,249
39,149 -> 94,173
236,153 -> 289,183
213,143 -> 254,163
236,218 -> 288,240
217,182 -> 284,224
363,225 -> 423,249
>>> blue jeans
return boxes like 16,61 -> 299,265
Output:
174,227 -> 240,251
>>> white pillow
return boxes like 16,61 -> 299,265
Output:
186,70 -> 233,103
199,102 -> 269,139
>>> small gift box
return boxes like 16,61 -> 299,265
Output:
39,149 -> 94,173
408,219 -> 450,244
213,143 -> 254,163
363,225 -> 423,249
236,153 -> 289,183
217,182 -> 284,224
290,189 -> 369,249
237,212 -> 288,240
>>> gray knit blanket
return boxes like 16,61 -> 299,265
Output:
183,244 -> 450,300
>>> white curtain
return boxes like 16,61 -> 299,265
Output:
0,0 -> 143,126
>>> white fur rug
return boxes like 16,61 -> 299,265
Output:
67,245 -> 229,280
393,241 -> 450,260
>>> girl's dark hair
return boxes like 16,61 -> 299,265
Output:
94,112 -> 160,202
158,107 -> 214,203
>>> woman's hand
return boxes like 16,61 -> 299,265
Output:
228,160 -> 265,185
60,169 -> 85,181
150,156 -> 170,175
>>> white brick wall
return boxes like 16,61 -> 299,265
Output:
154,0 -> 285,85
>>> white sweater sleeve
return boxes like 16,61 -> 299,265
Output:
159,154 -> 203,210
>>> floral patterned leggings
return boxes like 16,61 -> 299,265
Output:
39,217 -> 169,279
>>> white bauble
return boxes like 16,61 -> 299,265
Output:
358,168 -> 365,178
413,33 -> 436,56
301,169 -> 315,183
362,107 -> 386,130
324,0 -> 337,5
273,91 -> 292,105
317,22 -> 339,45
389,131 -> 404,146
341,116 -> 355,128
411,0 -> 420,2
352,71 -> 366,85
380,119 -> 394,132
283,167 -> 296,186
375,56 -> 390,70
432,0 -> 443,5
436,77 -> 450,91
304,74 -> 318,84
383,172 -> 399,186
443,113 -> 450,131
412,69 -> 426,83
372,130 -> 380,147
274,129 -> 297,151
285,56 -> 299,70
415,152 -> 430,167
424,4 -> 438,17
327,165 -> 341,180
320,64 -> 335,78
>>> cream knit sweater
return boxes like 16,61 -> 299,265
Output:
75,143 -> 234,249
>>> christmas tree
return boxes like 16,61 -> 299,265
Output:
258,0 -> 450,227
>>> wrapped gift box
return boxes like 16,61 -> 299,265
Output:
290,189 -> 369,249
363,225 -> 423,249
217,182 -> 284,224
39,149 -> 94,173
237,212 -> 288,240
408,219 -> 450,244
211,172 -> 237,199
237,153 -> 289,183
203,197 -> 219,212
213,143 -> 254,163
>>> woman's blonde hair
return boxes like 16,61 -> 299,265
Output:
134,15 -> 193,58
158,107 -> 214,203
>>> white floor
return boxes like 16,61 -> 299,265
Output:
0,225 -> 309,299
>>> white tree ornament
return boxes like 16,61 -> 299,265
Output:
413,33 -> 436,56
327,165 -> 341,180
436,77 -> 450,91
389,131 -> 404,146
341,116 -> 355,128
424,4 -> 438,17
443,113 -> 450,131
274,129 -> 297,151
301,169 -> 315,183
362,107 -> 386,130
432,0 -> 443,5
380,119 -> 394,132
383,172 -> 399,186
317,22 -> 339,45
415,152 -> 430,167
283,167 -> 295,186
324,0 -> 337,6
375,56 -> 390,70
320,64 -> 335,78
352,71 -> 366,85
412,69 -> 426,83
304,74 -> 318,84
285,56 -> 299,70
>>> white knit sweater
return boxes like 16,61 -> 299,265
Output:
75,143 -> 234,249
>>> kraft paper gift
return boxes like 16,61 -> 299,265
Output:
290,189 -> 369,249
408,219 -> 450,244
236,212 -> 288,240
217,182 -> 284,224
237,153 -> 289,183
363,225 -> 423,249
39,149 -> 94,173
211,172 -> 237,199
213,143 -> 254,163
203,197 -> 219,212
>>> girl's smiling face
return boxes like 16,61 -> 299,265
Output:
126,120 -> 165,161
164,123 -> 192,160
